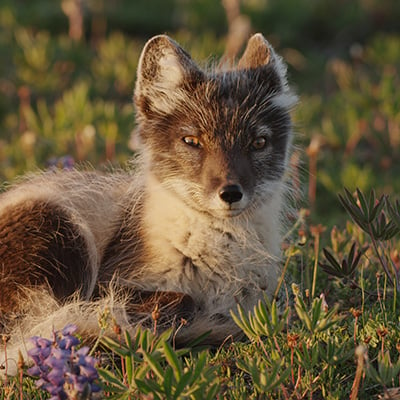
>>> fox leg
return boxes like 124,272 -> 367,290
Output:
0,200 -> 90,319
100,227 -> 196,333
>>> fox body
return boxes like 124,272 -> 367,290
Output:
0,34 -> 297,374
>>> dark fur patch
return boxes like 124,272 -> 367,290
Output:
0,200 -> 89,316
125,290 -> 195,330
98,211 -> 144,287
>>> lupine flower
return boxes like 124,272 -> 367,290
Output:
46,155 -> 75,171
27,324 -> 101,399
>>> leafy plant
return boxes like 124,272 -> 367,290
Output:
366,351 -> 400,389
230,296 -> 288,341
98,327 -> 220,399
339,188 -> 400,291
320,242 -> 367,279
236,357 -> 290,396
294,293 -> 342,335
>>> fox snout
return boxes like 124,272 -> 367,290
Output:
203,153 -> 253,215
210,177 -> 250,217
219,184 -> 243,205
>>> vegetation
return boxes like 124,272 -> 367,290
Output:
1,0 -> 400,398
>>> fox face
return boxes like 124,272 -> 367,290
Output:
134,34 -> 297,218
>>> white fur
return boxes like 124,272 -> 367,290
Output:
157,49 -> 185,88
271,92 -> 299,111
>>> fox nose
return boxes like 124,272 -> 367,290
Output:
219,184 -> 243,204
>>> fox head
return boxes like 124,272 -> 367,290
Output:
134,34 -> 297,218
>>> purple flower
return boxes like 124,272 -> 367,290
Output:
47,368 -> 65,386
44,356 -> 66,370
75,346 -> 90,357
79,364 -> 98,381
26,365 -> 41,376
50,348 -> 70,360
28,337 -> 52,363
27,324 -> 101,399
37,337 -> 53,348
67,373 -> 89,392
61,324 -> 78,336
46,156 -> 75,171
59,335 -> 80,350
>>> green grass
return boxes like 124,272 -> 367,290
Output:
1,0 -> 400,398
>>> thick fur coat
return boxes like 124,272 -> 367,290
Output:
0,33 -> 297,374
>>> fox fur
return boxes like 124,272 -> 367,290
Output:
0,33 -> 297,375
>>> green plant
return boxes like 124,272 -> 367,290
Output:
236,357 -> 290,396
230,297 -> 288,341
98,327 -> 219,399
320,242 -> 367,279
339,188 -> 400,293
294,294 -> 342,335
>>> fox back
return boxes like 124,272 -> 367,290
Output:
0,33 -> 297,374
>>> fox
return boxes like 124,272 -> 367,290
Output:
0,33 -> 297,374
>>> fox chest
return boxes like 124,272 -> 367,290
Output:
140,186 -> 281,313
143,221 -> 277,314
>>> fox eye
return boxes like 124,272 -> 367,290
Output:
251,136 -> 267,150
182,136 -> 202,149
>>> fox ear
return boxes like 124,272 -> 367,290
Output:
237,33 -> 272,69
238,33 -> 296,107
135,35 -> 203,115
238,34 -> 289,85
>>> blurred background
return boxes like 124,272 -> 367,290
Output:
0,0 -> 399,224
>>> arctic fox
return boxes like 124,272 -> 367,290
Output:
0,33 -> 297,374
